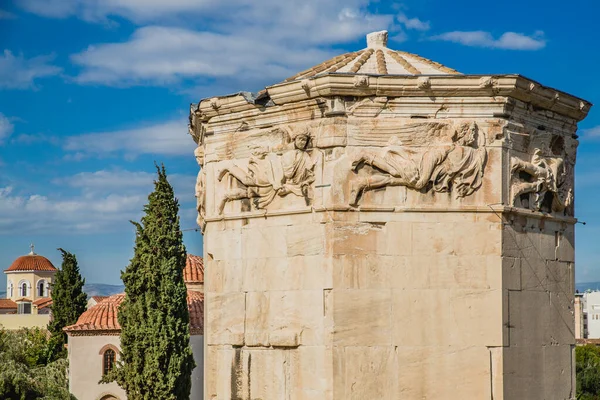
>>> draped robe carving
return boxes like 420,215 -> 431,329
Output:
350,121 -> 487,206
217,133 -> 317,213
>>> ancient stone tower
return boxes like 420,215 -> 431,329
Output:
190,31 -> 591,399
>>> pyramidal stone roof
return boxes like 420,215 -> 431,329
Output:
285,30 -> 459,82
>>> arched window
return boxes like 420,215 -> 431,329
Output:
7,281 -> 13,298
18,280 -> 30,297
37,280 -> 47,297
103,349 -> 116,376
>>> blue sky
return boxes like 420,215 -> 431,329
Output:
0,0 -> 599,286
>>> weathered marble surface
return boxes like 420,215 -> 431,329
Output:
191,32 -> 590,400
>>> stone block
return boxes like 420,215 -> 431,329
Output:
392,288 -> 503,346
395,345 -> 491,399
396,254 -> 501,291
453,220 -> 502,256
556,228 -> 575,263
382,221 -> 412,256
411,221 -> 455,255
244,291 -> 270,347
330,222 -> 386,256
242,225 -> 288,259
243,256 -> 332,292
269,329 -> 299,347
542,344 -> 575,400
206,292 -> 245,345
507,290 -> 573,347
342,346 -> 398,399
204,227 -> 242,261
332,254 -> 396,290
333,289 -> 391,346
287,223 -> 327,256
268,290 -> 326,346
502,256 -> 521,290
205,259 -> 244,293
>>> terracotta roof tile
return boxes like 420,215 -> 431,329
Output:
184,254 -> 204,284
65,293 -> 124,333
0,299 -> 17,310
65,291 -> 204,335
91,296 -> 108,303
14,298 -> 31,302
5,254 -> 57,272
187,291 -> 204,335
33,297 -> 53,309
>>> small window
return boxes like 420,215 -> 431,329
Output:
18,302 -> 32,314
103,349 -> 116,376
7,282 -> 13,298
37,280 -> 47,297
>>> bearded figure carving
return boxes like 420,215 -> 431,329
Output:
511,140 -> 574,215
217,132 -> 317,214
349,121 -> 487,206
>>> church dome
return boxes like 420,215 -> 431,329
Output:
284,30 -> 460,83
5,248 -> 57,273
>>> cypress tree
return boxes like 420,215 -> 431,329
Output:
47,249 -> 87,362
107,164 -> 195,399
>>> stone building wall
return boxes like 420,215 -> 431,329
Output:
195,72 -> 589,399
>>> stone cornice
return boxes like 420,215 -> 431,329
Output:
196,74 -> 591,123
204,204 -> 577,225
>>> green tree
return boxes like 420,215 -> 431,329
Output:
0,327 -> 76,400
47,249 -> 87,362
577,344 -> 600,400
105,164 -> 195,399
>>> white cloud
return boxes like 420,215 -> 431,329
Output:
0,50 -> 62,89
0,114 -> 14,143
62,1 -> 393,86
581,126 -> 600,140
431,30 -> 546,50
63,119 -> 195,157
0,169 -> 197,234
397,12 -> 429,31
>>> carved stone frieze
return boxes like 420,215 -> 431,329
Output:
216,130 -> 318,214
510,135 -> 574,215
194,146 -> 207,232
349,121 -> 487,206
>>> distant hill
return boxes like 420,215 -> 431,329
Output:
83,283 -> 125,298
576,282 -> 600,293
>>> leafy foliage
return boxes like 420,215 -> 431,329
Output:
47,249 -> 87,362
577,344 -> 600,399
0,328 -> 76,400
105,164 -> 195,399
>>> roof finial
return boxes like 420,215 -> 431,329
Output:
29,243 -> 35,255
367,30 -> 388,48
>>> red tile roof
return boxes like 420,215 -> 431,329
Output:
187,291 -> 204,335
65,291 -> 204,335
0,299 -> 17,310
91,296 -> 108,303
5,254 -> 57,272
184,254 -> 204,284
33,297 -> 53,309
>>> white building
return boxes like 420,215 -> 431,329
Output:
64,254 -> 205,400
0,246 -> 56,329
575,291 -> 600,340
